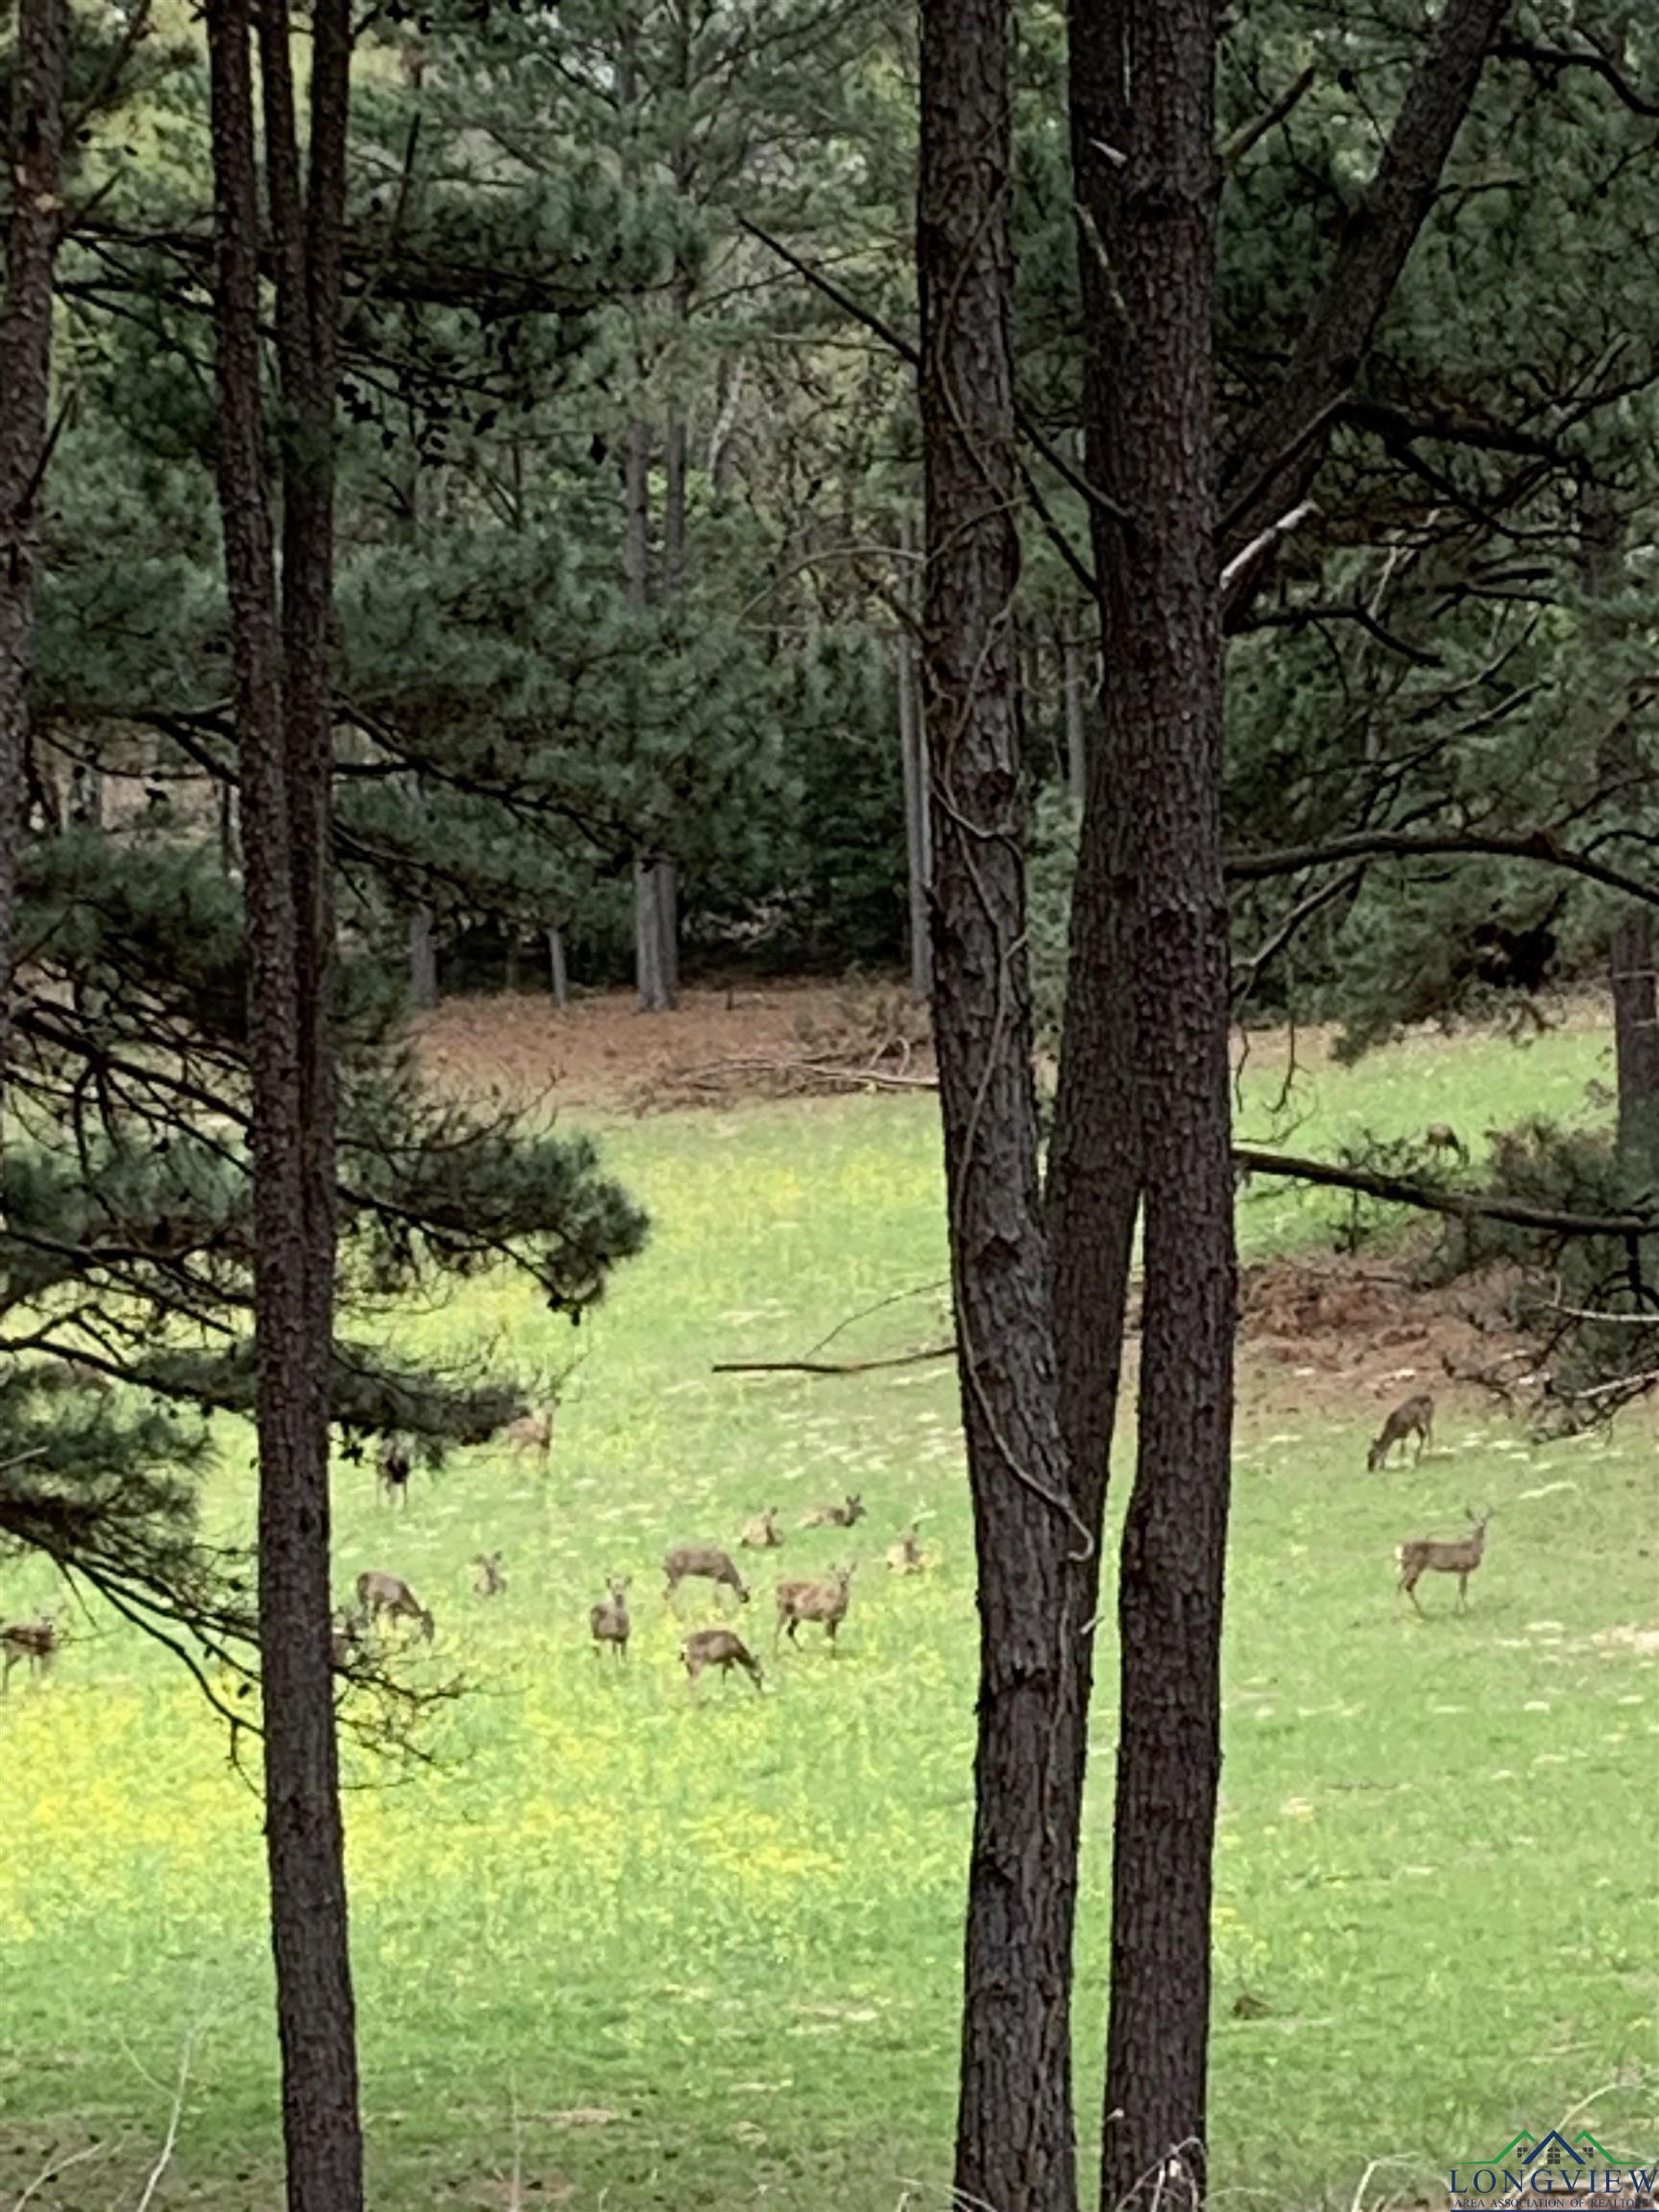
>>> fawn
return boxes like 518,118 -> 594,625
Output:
501,1405 -> 555,1466
682,1626 -> 764,1693
589,1575 -> 631,1660
885,1523 -> 925,1575
775,1564 -> 854,1652
472,1551 -> 506,1597
1367,1390 -> 1434,1472
800,1492 -> 864,1530
740,1507 -> 782,1550
355,1570 -> 435,1641
662,1545 -> 750,1610
1397,1506 -> 1491,1614
376,1433 -> 413,1507
1,1615 -> 58,1691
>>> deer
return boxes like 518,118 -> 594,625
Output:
354,1570 -> 434,1642
501,1405 -> 555,1466
662,1545 -> 749,1611
589,1575 -> 631,1660
800,1492 -> 864,1530
1397,1506 -> 1492,1615
682,1626 -> 764,1694
1366,1390 -> 1434,1472
376,1433 -> 413,1507
472,1551 -> 507,1598
1424,1122 -> 1468,1164
739,1507 -> 782,1550
775,1563 -> 854,1653
885,1522 -> 925,1575
329,1607 -> 364,1671
1,1615 -> 58,1691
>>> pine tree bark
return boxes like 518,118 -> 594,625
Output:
409,905 -> 439,1009
897,518 -> 931,998
0,0 -> 66,1106
918,3 -> 1085,2205
205,2 -> 364,2205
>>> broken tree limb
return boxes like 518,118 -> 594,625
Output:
711,1343 -> 957,1379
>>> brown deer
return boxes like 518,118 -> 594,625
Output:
662,1545 -> 750,1611
1424,1121 -> 1468,1164
682,1627 -> 764,1693
376,1433 -> 413,1507
775,1563 -> 854,1653
1366,1390 -> 1434,1472
589,1575 -> 631,1660
800,1492 -> 864,1530
1,1615 -> 58,1691
329,1607 -> 363,1671
501,1405 -> 555,1466
885,1522 -> 926,1575
1397,1506 -> 1491,1615
355,1570 -> 435,1641
739,1507 -> 782,1550
472,1551 -> 507,1598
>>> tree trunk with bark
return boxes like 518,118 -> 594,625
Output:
409,906 -> 438,1009
205,1 -> 364,2204
0,0 -> 66,1105
898,519 -> 932,998
918,3 -> 1086,2206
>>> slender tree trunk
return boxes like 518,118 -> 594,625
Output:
547,924 -> 569,1007
1062,631 -> 1087,801
206,3 -> 364,2206
623,416 -> 675,1014
1610,912 -> 1659,1161
919,4 -> 1083,2206
409,906 -> 438,1009
0,0 -> 65,1108
898,520 -> 932,998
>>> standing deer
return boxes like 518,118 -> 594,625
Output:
739,1508 -> 782,1550
1397,1506 -> 1492,1615
800,1493 -> 864,1530
502,1405 -> 555,1466
662,1545 -> 749,1611
682,1627 -> 764,1693
1424,1122 -> 1468,1164
472,1551 -> 507,1598
589,1575 -> 631,1660
775,1563 -> 854,1653
1,1615 -> 57,1691
355,1570 -> 434,1641
376,1433 -> 413,1507
1366,1390 -> 1434,1471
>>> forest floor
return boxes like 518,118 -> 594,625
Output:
1,988 -> 1653,2212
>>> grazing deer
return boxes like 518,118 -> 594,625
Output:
329,1607 -> 364,1671
1,1615 -> 57,1691
775,1564 -> 854,1653
589,1575 -> 631,1660
1424,1122 -> 1468,1164
355,1570 -> 434,1642
739,1507 -> 782,1550
1366,1390 -> 1434,1472
800,1492 -> 864,1530
376,1433 -> 413,1507
1396,1506 -> 1491,1615
472,1551 -> 507,1598
682,1626 -> 764,1693
501,1405 -> 555,1466
662,1545 -> 749,1611
885,1523 -> 925,1575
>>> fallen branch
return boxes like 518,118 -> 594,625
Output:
712,1343 -> 957,1379
1234,1142 -> 1659,1240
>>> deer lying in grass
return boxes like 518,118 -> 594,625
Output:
1367,1390 -> 1434,1472
1397,1507 -> 1491,1615
501,1405 -> 555,1466
800,1492 -> 864,1530
775,1564 -> 854,1653
472,1551 -> 506,1597
1,1616 -> 58,1691
682,1626 -> 764,1693
885,1523 -> 925,1575
589,1575 -> 631,1660
663,1545 -> 749,1611
376,1433 -> 413,1507
355,1570 -> 434,1642
740,1507 -> 782,1550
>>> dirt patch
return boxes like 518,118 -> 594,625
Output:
412,978 -> 934,1114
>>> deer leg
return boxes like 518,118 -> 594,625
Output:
1456,1573 -> 1469,1613
1402,1574 -> 1425,1616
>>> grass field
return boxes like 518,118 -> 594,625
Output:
1,1009 -> 1655,2210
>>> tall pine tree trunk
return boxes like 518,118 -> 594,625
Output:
206,2 -> 364,2204
624,415 -> 675,1012
0,0 -> 65,1105
898,517 -> 932,998
918,4 -> 1084,2205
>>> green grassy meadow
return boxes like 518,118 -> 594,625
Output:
1,1010 -> 1655,2210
